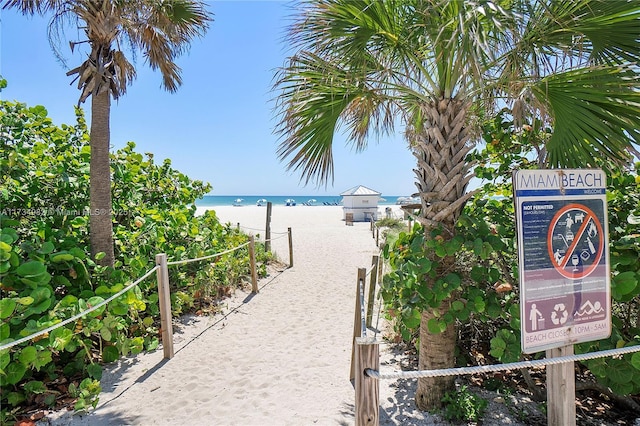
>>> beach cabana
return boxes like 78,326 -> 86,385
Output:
340,185 -> 381,222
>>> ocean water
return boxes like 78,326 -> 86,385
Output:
196,195 -> 404,207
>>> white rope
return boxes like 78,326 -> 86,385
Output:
238,226 -> 264,233
240,226 -> 288,236
2,227 -> 289,350
167,242 -> 250,266
365,344 -> 640,380
264,232 -> 289,243
236,229 -> 289,244
237,225 -> 289,237
0,266 -> 159,351
365,263 -> 376,277
359,278 -> 367,338
372,250 -> 384,339
373,257 -> 385,339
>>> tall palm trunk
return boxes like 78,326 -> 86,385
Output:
410,97 -> 474,229
89,89 -> 114,267
416,299 -> 457,409
409,97 -> 475,409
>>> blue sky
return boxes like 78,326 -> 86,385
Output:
1,1 -> 417,197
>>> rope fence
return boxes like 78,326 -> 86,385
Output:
0,266 -> 159,351
366,344 -> 640,380
234,220 -> 293,268
359,277 -> 367,339
166,242 -> 250,266
237,224 -> 289,241
353,216 -> 640,426
350,250 -> 387,381
1,213 -> 294,358
352,249 -> 640,425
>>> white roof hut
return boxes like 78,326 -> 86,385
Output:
340,185 -> 381,222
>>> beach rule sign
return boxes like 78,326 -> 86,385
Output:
513,169 -> 611,354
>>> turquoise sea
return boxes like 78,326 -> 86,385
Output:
196,195 -> 404,207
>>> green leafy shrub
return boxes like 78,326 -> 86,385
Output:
0,100 -> 273,420
576,164 -> 640,395
381,109 -> 640,396
375,217 -> 407,248
441,385 -> 488,422
375,217 -> 405,230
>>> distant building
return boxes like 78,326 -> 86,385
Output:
340,185 -> 381,222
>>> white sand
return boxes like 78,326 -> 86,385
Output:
39,204 -> 444,426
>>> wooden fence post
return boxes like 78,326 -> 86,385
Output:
265,202 -> 272,252
375,228 -> 379,247
249,235 -> 258,293
366,256 -> 378,328
546,345 -> 576,426
355,337 -> 380,426
288,227 -> 294,268
155,253 -> 174,359
350,268 -> 367,380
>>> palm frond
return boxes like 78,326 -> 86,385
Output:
5,0 -> 212,100
274,51 -> 394,185
1,0 -> 62,14
513,0 -> 640,74
275,0 -> 509,185
532,65 -> 640,169
123,0 -> 211,92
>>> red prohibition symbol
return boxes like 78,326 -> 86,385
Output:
547,203 -> 604,280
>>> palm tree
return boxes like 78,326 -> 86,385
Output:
274,0 -> 639,410
3,0 -> 212,266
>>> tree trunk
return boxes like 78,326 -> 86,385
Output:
408,97 -> 474,410
89,90 -> 115,267
415,299 -> 457,410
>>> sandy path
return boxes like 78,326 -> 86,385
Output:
40,205 -> 427,425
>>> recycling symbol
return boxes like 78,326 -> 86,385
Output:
551,303 -> 569,325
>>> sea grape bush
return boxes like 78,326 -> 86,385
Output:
441,385 -> 488,422
382,110 -> 640,397
577,163 -> 640,395
0,100 -> 272,421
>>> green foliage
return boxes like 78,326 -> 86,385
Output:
376,217 -> 412,250
561,169 -> 640,394
0,100 -> 273,418
575,162 -> 640,395
441,385 -> 488,422
381,195 -> 522,355
375,217 -> 405,230
68,378 -> 101,412
382,109 -> 640,397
